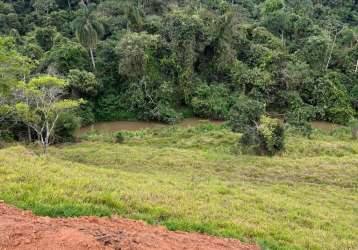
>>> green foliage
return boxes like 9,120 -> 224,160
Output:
191,84 -> 232,120
300,34 -> 330,70
75,102 -> 96,126
1,0 -> 358,144
0,36 -> 33,93
54,111 -> 81,142
257,116 -> 285,155
72,6 -> 104,49
312,73 -> 355,124
72,5 -> 104,69
114,131 -> 124,143
68,69 -> 100,97
229,96 -> 266,133
14,76 -> 81,153
285,106 -> 314,136
161,9 -> 206,103
0,0 -> 358,248
95,94 -> 136,122
240,116 -> 285,156
32,0 -> 57,14
34,27 -> 57,51
261,0 -> 284,15
42,39 -> 89,74
115,32 -> 160,79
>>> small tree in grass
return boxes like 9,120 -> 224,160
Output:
228,95 -> 266,133
229,96 -> 285,156
14,76 -> 81,154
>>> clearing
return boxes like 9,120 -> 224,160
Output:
0,124 -> 357,249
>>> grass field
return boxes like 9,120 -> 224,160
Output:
0,124 -> 357,250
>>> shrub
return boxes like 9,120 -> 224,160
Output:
54,111 -> 81,142
124,80 -> 182,124
326,106 -> 355,125
191,84 -> 233,120
95,94 -> 136,122
229,95 -> 266,132
136,103 -> 183,125
240,116 -> 285,156
312,74 -> 355,125
115,131 -> 124,143
76,102 -> 96,126
156,104 -> 183,124
257,116 -> 285,155
285,105 -> 314,136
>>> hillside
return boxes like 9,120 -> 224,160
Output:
1,1 -> 358,249
0,125 -> 357,249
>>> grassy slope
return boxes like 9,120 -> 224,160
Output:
0,125 -> 357,250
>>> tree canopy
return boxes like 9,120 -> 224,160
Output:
0,0 -> 357,144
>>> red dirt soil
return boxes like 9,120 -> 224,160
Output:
0,202 -> 259,250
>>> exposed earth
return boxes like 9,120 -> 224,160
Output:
0,202 -> 259,250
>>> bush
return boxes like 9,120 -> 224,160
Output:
136,103 -> 183,125
95,94 -> 136,122
229,95 -> 266,132
156,104 -> 183,124
54,111 -> 81,142
240,116 -> 285,156
115,131 -> 125,143
312,74 -> 355,125
257,116 -> 285,155
76,102 -> 96,126
191,84 -> 233,120
124,81 -> 182,124
285,105 -> 314,136
326,106 -> 355,125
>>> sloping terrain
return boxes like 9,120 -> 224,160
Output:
0,126 -> 357,249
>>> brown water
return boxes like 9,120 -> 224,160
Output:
311,121 -> 344,130
78,118 -> 224,135
77,118 -> 343,135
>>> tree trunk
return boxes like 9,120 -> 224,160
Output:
326,32 -> 338,70
38,133 -> 46,155
44,137 -> 49,155
89,48 -> 96,71
355,59 -> 358,73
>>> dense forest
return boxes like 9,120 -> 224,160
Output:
0,0 -> 358,146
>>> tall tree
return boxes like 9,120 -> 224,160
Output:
72,4 -> 104,71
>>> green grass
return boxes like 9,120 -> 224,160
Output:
0,124 -> 357,250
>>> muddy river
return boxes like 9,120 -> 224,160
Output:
77,118 -> 224,134
77,118 -> 343,135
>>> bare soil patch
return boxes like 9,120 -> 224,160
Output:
0,202 -> 259,250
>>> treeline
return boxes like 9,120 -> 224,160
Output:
0,0 -> 358,148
